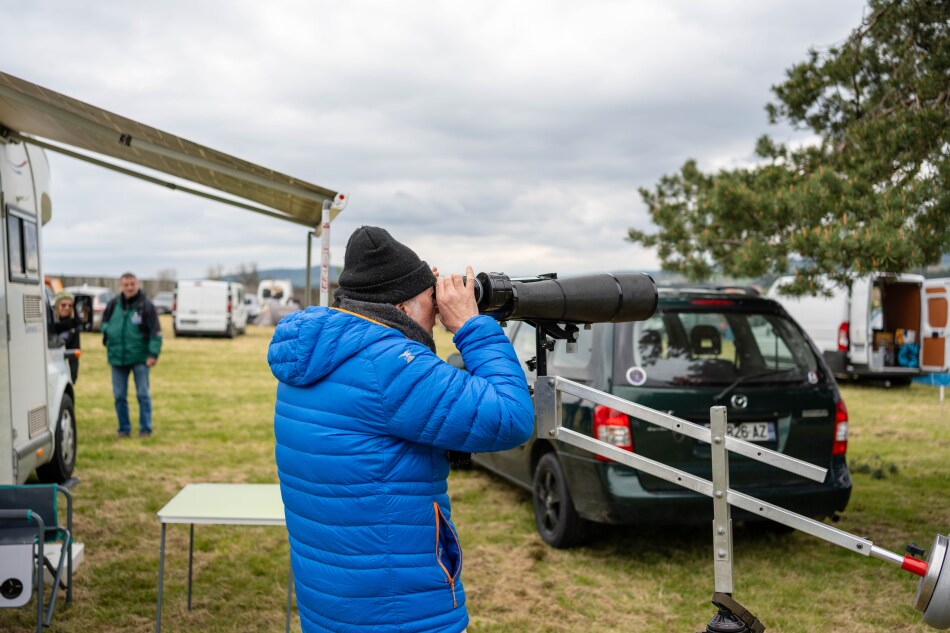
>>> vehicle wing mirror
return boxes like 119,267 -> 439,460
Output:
73,294 -> 94,332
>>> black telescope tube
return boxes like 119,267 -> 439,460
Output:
475,272 -> 657,323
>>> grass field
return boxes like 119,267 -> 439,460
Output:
1,315 -> 948,632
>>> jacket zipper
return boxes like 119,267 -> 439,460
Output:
434,501 -> 461,608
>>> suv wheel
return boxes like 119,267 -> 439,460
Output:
533,452 -> 589,548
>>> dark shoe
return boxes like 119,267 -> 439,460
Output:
138,430 -> 153,438
117,431 -> 131,438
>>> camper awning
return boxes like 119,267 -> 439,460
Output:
0,71 -> 342,228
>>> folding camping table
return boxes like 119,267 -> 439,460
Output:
155,483 -> 293,632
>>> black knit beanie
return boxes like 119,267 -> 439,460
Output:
335,226 -> 436,304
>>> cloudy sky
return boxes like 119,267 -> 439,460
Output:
3,1 -> 868,281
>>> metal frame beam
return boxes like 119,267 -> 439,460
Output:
0,83 -> 333,206
7,131 -> 314,227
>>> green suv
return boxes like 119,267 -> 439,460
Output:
472,287 -> 853,548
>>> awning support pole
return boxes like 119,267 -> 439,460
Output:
320,200 -> 331,308
305,229 -> 315,307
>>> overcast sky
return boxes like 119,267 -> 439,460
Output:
3,0 -> 868,281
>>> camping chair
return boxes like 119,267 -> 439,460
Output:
0,485 -> 73,631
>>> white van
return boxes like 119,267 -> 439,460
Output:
767,273 -> 950,384
173,280 -> 248,338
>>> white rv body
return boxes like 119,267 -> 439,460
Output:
256,279 -> 293,306
0,138 -> 76,485
173,279 -> 248,338
768,274 -> 950,382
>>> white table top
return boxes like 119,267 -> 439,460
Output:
157,483 -> 285,526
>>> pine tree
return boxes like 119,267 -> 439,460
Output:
629,0 -> 950,294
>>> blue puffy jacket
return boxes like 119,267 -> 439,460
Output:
268,307 -> 534,633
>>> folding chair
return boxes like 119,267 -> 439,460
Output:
0,485 -> 73,631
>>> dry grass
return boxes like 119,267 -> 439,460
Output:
1,315 -> 947,632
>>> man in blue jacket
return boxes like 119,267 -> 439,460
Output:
269,226 -> 534,633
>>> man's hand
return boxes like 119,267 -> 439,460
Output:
437,265 -> 479,334
146,357 -> 158,368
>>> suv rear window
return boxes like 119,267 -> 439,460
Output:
614,308 -> 821,388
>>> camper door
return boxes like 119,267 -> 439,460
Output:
920,279 -> 950,372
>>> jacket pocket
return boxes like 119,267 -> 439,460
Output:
433,501 -> 462,608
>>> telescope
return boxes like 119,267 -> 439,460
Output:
461,271 -> 657,379
468,271 -> 658,325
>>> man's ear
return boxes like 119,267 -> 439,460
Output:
394,300 -> 409,315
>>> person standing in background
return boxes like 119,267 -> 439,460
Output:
102,272 -> 162,438
52,290 -> 81,383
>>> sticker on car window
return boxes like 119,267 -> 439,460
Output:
626,366 -> 647,386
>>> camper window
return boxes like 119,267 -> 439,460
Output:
6,205 -> 40,283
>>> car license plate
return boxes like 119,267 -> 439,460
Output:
706,422 -> 776,442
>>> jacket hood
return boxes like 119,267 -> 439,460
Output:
268,306 -> 387,387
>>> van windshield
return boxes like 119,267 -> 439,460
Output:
615,308 -> 821,388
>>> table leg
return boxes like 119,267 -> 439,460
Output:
187,523 -> 194,610
156,523 -> 166,633
285,554 -> 294,633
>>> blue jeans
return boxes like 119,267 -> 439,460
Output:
111,364 -> 152,434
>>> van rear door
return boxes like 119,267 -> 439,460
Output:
920,279 -> 950,372
849,277 -> 872,368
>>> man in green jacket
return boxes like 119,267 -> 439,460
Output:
102,272 -> 163,438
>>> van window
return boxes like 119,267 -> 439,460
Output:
510,323 -> 538,383
6,205 -> 40,283
550,326 -> 594,378
616,308 -> 820,387
508,323 -> 593,381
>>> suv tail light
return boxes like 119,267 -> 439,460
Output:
837,321 -> 850,351
832,398 -> 849,456
593,405 -> 633,461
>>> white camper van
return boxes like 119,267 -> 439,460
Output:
173,280 -> 249,338
0,138 -> 79,485
768,274 -> 950,384
256,278 -> 294,306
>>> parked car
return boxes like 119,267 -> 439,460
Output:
243,295 -> 261,321
152,291 -> 175,315
472,287 -> 852,548
65,284 -> 116,331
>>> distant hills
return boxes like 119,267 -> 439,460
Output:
221,266 -> 342,290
